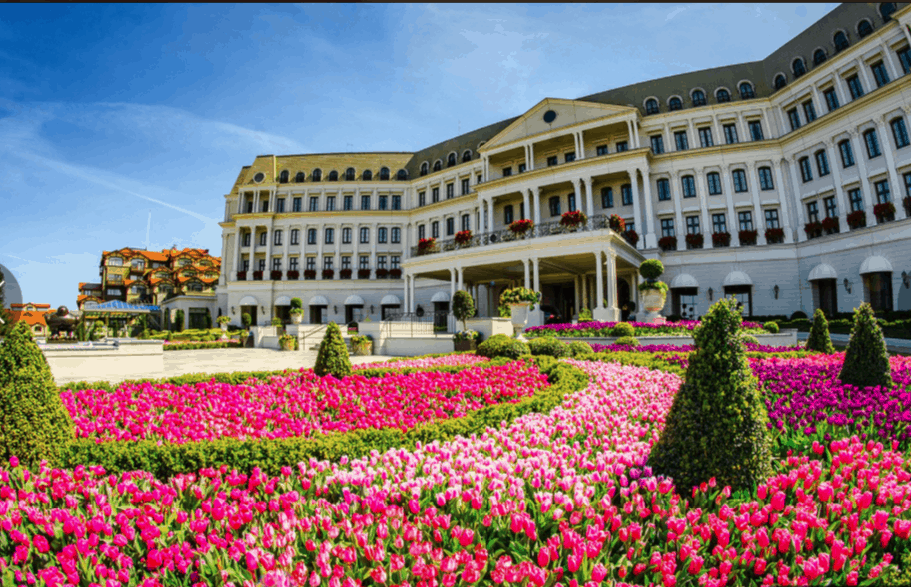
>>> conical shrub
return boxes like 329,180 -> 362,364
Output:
0,322 -> 74,467
314,322 -> 352,378
838,303 -> 892,389
805,308 -> 835,354
648,297 -> 772,493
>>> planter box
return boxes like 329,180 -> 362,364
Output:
352,343 -> 373,356
453,340 -> 478,352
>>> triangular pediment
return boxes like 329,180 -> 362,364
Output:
481,98 -> 635,152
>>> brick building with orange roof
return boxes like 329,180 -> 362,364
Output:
7,303 -> 52,337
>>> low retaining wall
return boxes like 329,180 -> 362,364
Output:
40,339 -> 165,384
533,330 -> 799,348
383,336 -> 454,357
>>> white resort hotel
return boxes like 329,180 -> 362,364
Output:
218,2 -> 911,329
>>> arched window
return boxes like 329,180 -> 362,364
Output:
739,82 -> 755,99
362,169 -> 373,181
792,58 -> 807,78
344,168 -> 355,181
774,74 -> 787,90
447,153 -> 456,167
311,169 -> 322,182
813,49 -> 827,66
295,171 -> 305,183
462,150 -> 472,162
669,97 -> 683,111
833,31 -> 849,53
716,88 -> 731,103
645,98 -> 659,115
420,162 -> 428,177
857,19 -> 874,38
279,170 -> 289,183
380,167 -> 390,180
691,90 -> 706,107
880,3 -> 897,22
433,160 -> 442,172
397,169 -> 408,181
328,170 -> 339,181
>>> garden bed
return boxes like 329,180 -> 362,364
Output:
525,319 -> 766,338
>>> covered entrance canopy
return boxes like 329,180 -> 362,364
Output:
82,300 -> 161,330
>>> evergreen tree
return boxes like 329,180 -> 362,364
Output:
314,322 -> 352,378
839,303 -> 893,389
805,308 -> 835,354
0,322 -> 74,467
648,297 -> 772,492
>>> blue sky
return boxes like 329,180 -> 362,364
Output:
0,3 -> 839,308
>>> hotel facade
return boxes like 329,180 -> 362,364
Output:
218,2 -> 911,327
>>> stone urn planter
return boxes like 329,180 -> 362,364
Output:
350,335 -> 373,356
640,289 -> 667,322
290,312 -> 303,324
638,259 -> 668,324
279,335 -> 296,351
509,302 -> 530,331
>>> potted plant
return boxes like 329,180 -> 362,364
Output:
287,270 -> 299,280
417,237 -> 437,255
304,269 -> 317,280
236,271 -> 247,281
350,334 -> 373,356
509,219 -> 534,236
242,313 -> 252,329
390,268 -> 402,279
271,317 -> 283,328
638,259 -> 668,323
821,216 -> 840,234
765,227 -> 785,243
608,214 -> 625,233
803,221 -> 823,239
453,329 -> 480,351
712,232 -> 731,247
451,289 -> 477,350
217,315 -> 231,333
252,270 -> 263,281
455,230 -> 472,246
874,201 -> 895,223
847,210 -> 867,230
376,268 -> 389,279
559,210 -> 587,229
658,235 -> 677,251
322,268 -> 335,279
499,287 -> 540,331
738,229 -> 758,246
623,230 -> 639,247
358,268 -> 371,279
270,270 -> 282,280
339,268 -> 353,279
685,233 -> 704,249
290,297 -> 303,324
279,333 -> 296,351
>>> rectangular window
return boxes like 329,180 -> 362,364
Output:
259,232 -> 267,246
446,217 -> 455,236
800,157 -> 813,183
905,172 -> 911,198
650,135 -> 664,154
257,259 -> 266,272
504,205 -> 514,225
325,228 -> 334,244
614,184 -> 629,206
431,221 -> 439,238
802,100 -> 817,123
418,224 -> 425,240
712,213 -> 727,233
306,257 -> 315,271
849,188 -> 864,212
342,227 -> 352,244
549,196 -> 561,216
446,183 -> 454,199
847,75 -> 864,100
309,196 -> 319,212
379,195 -> 388,210
568,192 -> 577,212
547,155 -> 558,167
272,258 -> 281,271
758,167 -> 774,190
732,169 -> 748,192
686,215 -> 700,234
698,127 -> 713,148
899,46 -> 911,75
461,178 -> 470,195
359,255 -> 369,270
657,178 -> 671,201
502,166 -> 512,177
360,227 -> 370,244
274,198 -> 284,213
307,228 -> 316,245
738,211 -> 753,231
326,196 -> 336,211
823,88 -> 840,112
616,141 -> 628,152
392,195 -> 402,210
391,255 -> 400,270
626,221 -> 635,234
749,120 -> 764,141
292,197 -> 302,212
323,256 -> 333,270
764,208 -> 780,229
864,129 -> 881,158
261,200 -> 268,212
891,118 -> 910,148
815,150 -> 830,176
871,61 -> 890,88
824,195 -> 838,219
377,255 -> 387,269
674,130 -> 689,151
361,195 -> 370,210
289,257 -> 299,271
601,187 -> 614,208
806,201 -> 820,223
839,140 -> 855,168
596,144 -> 608,156
681,175 -> 696,198
723,124 -> 738,144
707,172 -> 722,195
273,230 -> 282,246
418,191 -> 426,207
518,163 -> 526,173
875,179 -> 891,204
461,214 -> 470,231
378,227 -> 388,243
432,187 -> 439,203
564,152 -> 576,163
290,229 -> 299,245
660,218 -> 675,237
391,227 -> 401,243
341,256 -> 351,270
787,108 -> 801,131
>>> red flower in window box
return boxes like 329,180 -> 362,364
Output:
874,201 -> 896,221
608,214 -> 625,232
559,210 -> 587,228
846,210 -> 866,229
236,271 -> 247,281
303,269 -> 316,280
270,270 -> 282,280
286,270 -> 299,280
358,269 -> 371,279
623,230 -> 639,246
821,216 -> 840,232
764,227 -> 785,243
454,230 -> 472,245
738,229 -> 758,245
417,238 -> 437,254
322,268 -> 335,279
685,233 -> 704,248
509,219 -> 534,234
339,268 -> 352,279
376,268 -> 389,278
803,222 -> 823,238
389,268 -> 402,279
711,232 -> 731,247
252,270 -> 263,281
658,235 -> 677,251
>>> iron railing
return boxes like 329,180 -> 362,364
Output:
411,214 -> 619,257
381,310 -> 455,337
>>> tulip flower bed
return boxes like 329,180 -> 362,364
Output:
588,342 -> 804,354
526,319 -> 765,338
60,360 -> 548,444
354,354 -> 489,371
3,359 -> 911,586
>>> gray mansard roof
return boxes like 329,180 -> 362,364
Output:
404,2 -> 904,176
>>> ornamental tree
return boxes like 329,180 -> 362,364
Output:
839,303 -> 893,389
314,322 -> 352,379
452,290 -> 475,331
805,309 -> 835,354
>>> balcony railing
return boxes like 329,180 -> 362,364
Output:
410,214 -> 615,257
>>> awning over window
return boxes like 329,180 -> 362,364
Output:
722,270 -> 753,287
344,295 -> 365,306
808,263 -> 837,281
431,291 -> 451,302
859,255 -> 893,274
309,295 -> 329,306
670,273 -> 699,288
238,295 -> 259,306
274,295 -> 292,306
380,294 -> 402,305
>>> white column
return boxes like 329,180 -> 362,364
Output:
856,59 -> 874,94
881,42 -> 901,82
572,132 -> 580,157
695,170 -> 713,249
482,157 -> 489,182
669,171 -> 684,245
825,139 -> 850,227
637,168 -> 656,248
581,273 -> 589,309
450,268 -> 456,301
457,267 -> 464,291
722,165 -> 739,246
606,253 -> 619,317
522,189 -> 530,220
523,259 -> 530,289
786,157 -> 808,241
410,275 -> 417,312
403,272 -> 410,314
577,132 -> 585,160
584,176 -> 594,218
631,172 -> 642,244
878,116 -> 907,220
264,223 -> 273,276
747,163 -> 766,245
849,130 -> 876,223
282,225 -> 290,279
403,223 -> 411,261
574,275 -> 581,315
773,160 -> 794,243
533,188 -> 542,226
232,228 -> 241,279
487,198 -> 494,232
625,120 -> 632,152
594,252 -> 604,310
572,179 -> 582,214
736,112 -> 748,146
316,225 -> 324,277
532,257 -> 540,294
633,118 -> 641,149
529,143 -> 535,170
810,86 -> 823,120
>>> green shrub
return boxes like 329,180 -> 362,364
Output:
0,322 -> 74,468
242,313 -> 252,328
614,336 -> 640,347
476,334 -> 530,360
567,341 -> 593,358
763,322 -> 779,334
609,322 -> 635,338
648,297 -> 772,493
527,337 -> 569,358
452,290 -> 475,331
174,309 -> 184,332
741,334 -> 759,345
271,317 -> 283,327
314,322 -> 352,378
579,308 -> 593,321
839,303 -> 893,390
805,309 -> 835,354
639,259 -> 664,280
290,297 -> 303,310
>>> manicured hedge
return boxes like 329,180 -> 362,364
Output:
59,356 -> 590,479
776,317 -> 911,339
163,340 -> 243,351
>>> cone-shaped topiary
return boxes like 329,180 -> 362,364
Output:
648,297 -> 772,493
805,309 -> 835,354
314,321 -> 352,378
0,322 -> 74,467
838,303 -> 893,389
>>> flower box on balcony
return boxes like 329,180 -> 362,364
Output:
684,233 -> 704,249
711,232 -> 731,247
509,219 -> 534,235
803,222 -> 823,239
608,214 -> 625,233
286,270 -> 299,280
358,269 -> 371,279
738,229 -> 758,246
417,238 -> 437,255
303,270 -> 316,280
270,270 -> 282,280
322,269 -> 335,279
252,270 -> 263,281
874,202 -> 896,223
454,230 -> 472,246
236,271 -> 247,281
847,210 -> 866,230
821,216 -> 840,234
623,230 -> 639,247
559,210 -> 587,229
339,268 -> 353,280
658,235 -> 677,251
376,268 -> 389,279
765,228 -> 785,244
389,268 -> 402,279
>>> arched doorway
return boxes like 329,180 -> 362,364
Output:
617,278 -> 632,321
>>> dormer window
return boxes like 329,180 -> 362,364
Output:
328,170 -> 339,181
397,169 -> 408,180
716,88 -> 731,103
692,90 -> 706,107
279,170 -> 289,183
833,31 -> 849,53
645,98 -> 659,115
380,167 -> 390,180
362,169 -> 373,181
420,162 -> 429,176
462,150 -> 472,162
295,171 -> 305,182
344,168 -> 355,181
739,82 -> 755,99
447,153 -> 456,167
433,160 -> 442,172
792,58 -> 807,78
669,97 -> 683,111
774,74 -> 787,90
813,49 -> 827,66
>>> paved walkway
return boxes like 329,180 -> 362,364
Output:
796,332 -> 911,354
53,349 -> 398,386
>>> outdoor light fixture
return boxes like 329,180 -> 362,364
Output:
261,306 -> 265,314
333,306 -> 338,314
843,278 -> 852,294
773,285 -> 780,299
903,271 -> 910,289
230,307 -> 235,314
370,305 -> 375,313
707,287 -> 713,301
